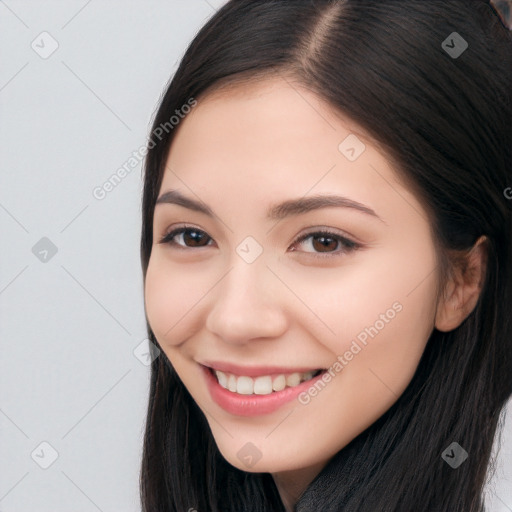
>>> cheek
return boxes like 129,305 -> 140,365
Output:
284,240 -> 438,366
144,255 -> 209,347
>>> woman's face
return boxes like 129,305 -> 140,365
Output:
144,77 -> 441,475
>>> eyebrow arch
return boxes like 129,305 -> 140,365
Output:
155,189 -> 385,223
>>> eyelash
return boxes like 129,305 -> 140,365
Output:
158,224 -> 361,259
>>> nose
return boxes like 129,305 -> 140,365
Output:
205,258 -> 289,345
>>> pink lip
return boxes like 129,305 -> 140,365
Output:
201,360 -> 323,378
201,364 -> 326,416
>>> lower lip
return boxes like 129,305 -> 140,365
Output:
201,364 -> 326,416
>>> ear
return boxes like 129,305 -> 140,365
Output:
434,235 -> 488,332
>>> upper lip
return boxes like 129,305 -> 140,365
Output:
201,361 -> 324,377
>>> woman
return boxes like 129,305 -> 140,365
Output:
139,1 -> 512,510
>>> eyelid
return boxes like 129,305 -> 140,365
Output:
158,223 -> 362,257
158,223 -> 213,247
291,225 -> 360,245
289,227 -> 361,258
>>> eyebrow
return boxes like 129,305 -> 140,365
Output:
155,189 -> 384,223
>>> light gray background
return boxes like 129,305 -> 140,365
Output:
0,1 -> 510,511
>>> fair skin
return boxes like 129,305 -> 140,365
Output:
144,76 -> 486,511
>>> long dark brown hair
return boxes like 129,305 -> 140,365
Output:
139,1 -> 512,510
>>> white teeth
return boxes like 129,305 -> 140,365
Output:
228,374 -> 237,392
214,369 -> 320,395
286,372 -> 301,387
236,376 -> 253,395
253,376 -> 273,395
217,371 -> 228,388
272,375 -> 286,392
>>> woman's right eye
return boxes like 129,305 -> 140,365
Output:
158,226 -> 214,248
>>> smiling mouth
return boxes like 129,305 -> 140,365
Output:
208,367 -> 325,395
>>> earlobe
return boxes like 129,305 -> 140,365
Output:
434,235 -> 488,332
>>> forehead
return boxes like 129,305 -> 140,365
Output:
160,77 -> 427,229
166,78 -> 365,180
178,76 -> 369,150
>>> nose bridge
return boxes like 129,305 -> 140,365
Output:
205,252 -> 288,343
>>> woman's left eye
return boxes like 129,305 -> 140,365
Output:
290,230 -> 360,258
158,226 -> 360,258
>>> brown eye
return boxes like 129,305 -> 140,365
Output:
310,234 -> 340,253
158,226 -> 360,259
159,227 -> 213,248
291,230 -> 359,258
